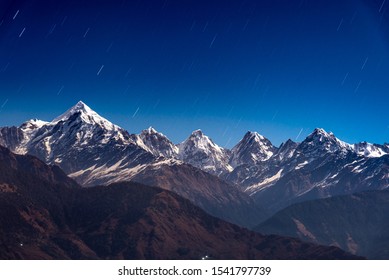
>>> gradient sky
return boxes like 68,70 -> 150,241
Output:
0,0 -> 388,147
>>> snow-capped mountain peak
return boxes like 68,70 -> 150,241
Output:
138,127 -> 179,158
352,142 -> 388,158
190,129 -> 204,138
142,126 -> 158,135
52,101 -> 90,122
178,130 -> 232,174
179,130 -> 219,153
11,119 -> 50,154
20,118 -> 49,133
51,101 -> 119,131
245,131 -> 265,141
17,101 -> 140,164
274,139 -> 298,161
310,128 -> 336,141
230,131 -> 276,167
301,128 -> 352,154
301,128 -> 388,158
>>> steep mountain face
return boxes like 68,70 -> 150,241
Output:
0,126 -> 24,152
177,130 -> 232,175
255,190 -> 389,259
353,142 -> 388,157
0,119 -> 48,153
273,139 -> 298,162
17,119 -> 49,153
230,131 -> 277,167
297,128 -> 353,157
224,138 -> 296,194
138,127 -> 179,158
0,147 -> 360,260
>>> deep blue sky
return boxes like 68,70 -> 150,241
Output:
0,0 -> 388,147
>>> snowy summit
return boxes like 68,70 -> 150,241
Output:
51,101 -> 119,131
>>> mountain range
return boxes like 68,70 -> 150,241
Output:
0,101 -> 388,259
1,101 -> 387,217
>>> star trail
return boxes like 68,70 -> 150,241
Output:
0,0 -> 388,146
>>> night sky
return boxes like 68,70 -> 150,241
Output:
0,0 -> 388,147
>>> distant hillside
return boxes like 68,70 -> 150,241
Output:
256,190 -> 389,259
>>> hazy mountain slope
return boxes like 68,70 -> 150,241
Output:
0,146 -> 95,259
255,190 -> 389,259
131,161 -> 266,227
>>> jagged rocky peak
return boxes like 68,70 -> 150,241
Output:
300,128 -> 352,154
240,131 -> 274,148
308,128 -> 336,141
306,128 -> 343,144
141,126 -> 158,135
20,118 -> 49,131
189,129 -> 204,138
180,129 -> 228,155
140,127 -> 170,140
244,131 -> 265,140
178,130 -> 232,175
233,131 -> 267,146
280,138 -> 297,148
275,139 -> 298,161
180,129 -> 216,149
180,129 -> 215,149
353,141 -> 388,158
139,126 -> 179,158
230,131 -> 276,167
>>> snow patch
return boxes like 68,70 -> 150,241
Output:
352,142 -> 387,158
68,164 -> 97,178
295,161 -> 308,170
351,165 -> 367,173
247,169 -> 283,191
